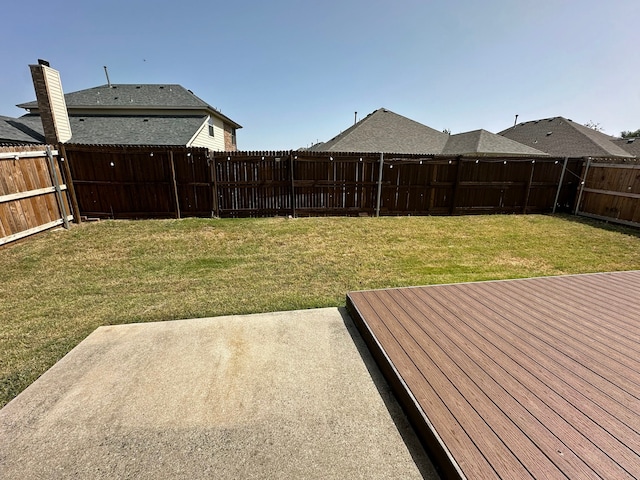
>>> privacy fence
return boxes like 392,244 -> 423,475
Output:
63,145 -> 587,220
575,158 -> 640,227
0,145 -> 75,246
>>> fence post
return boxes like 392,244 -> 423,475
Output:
45,146 -> 70,229
375,152 -> 384,217
574,157 -> 592,215
57,143 -> 81,223
552,157 -> 569,214
290,152 -> 296,217
208,150 -> 220,218
168,150 -> 181,219
523,160 -> 535,214
450,157 -> 463,215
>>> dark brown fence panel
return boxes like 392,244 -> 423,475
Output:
65,145 -> 211,219
379,157 -> 455,215
62,147 -> 594,221
172,149 -> 214,217
214,152 -> 293,217
1,145 -> 73,245
293,153 -> 379,216
453,158 -> 546,214
577,159 -> 640,227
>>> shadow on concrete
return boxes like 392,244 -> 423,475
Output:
338,307 -> 441,480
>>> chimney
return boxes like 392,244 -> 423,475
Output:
29,61 -> 72,144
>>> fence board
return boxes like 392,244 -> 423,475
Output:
0,145 -> 72,246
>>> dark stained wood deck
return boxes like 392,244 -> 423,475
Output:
346,271 -> 640,479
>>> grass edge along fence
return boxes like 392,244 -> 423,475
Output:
0,145 -> 76,246
64,145 -> 591,220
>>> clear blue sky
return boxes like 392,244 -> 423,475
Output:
1,0 -> 638,150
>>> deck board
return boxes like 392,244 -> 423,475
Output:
347,271 -> 640,479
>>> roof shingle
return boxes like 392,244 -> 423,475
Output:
499,117 -> 633,158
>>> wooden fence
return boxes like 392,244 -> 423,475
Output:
0,145 -> 75,246
63,145 -> 583,219
575,158 -> 640,227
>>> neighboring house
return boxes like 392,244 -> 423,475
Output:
441,129 -> 548,157
499,116 -> 634,158
309,108 -> 449,154
0,115 -> 44,145
13,84 -> 241,150
612,137 -> 640,157
309,108 -> 548,156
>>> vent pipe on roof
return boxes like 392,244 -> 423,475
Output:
103,66 -> 111,88
514,114 -> 518,126
354,111 -> 357,125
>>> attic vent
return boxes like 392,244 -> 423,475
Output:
546,131 -> 553,136
567,119 -> 572,122
143,118 -> 149,122
114,96 -> 118,100
628,139 -> 635,143
534,120 -> 539,124
136,86 -> 141,89
159,86 -> 164,89
79,118 -> 85,122
187,89 -> 194,94
112,86 -> 117,89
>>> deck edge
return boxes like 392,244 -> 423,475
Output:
346,293 -> 467,480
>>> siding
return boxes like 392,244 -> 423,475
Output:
189,116 -> 225,150
43,66 -> 72,143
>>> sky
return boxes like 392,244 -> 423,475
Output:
1,0 -> 638,150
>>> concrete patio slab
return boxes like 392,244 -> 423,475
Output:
0,308 -> 438,479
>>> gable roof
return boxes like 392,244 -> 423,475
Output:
442,129 -> 548,157
18,84 -> 241,129
499,117 -> 633,158
309,108 -> 449,154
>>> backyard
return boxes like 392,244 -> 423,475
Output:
1,213 -> 640,407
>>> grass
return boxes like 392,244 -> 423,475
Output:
1,214 -> 640,407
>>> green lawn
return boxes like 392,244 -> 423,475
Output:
2,214 -> 640,407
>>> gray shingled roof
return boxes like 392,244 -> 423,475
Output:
2,114 -> 208,145
499,117 -> 633,158
0,115 -> 45,144
67,115 -> 208,145
309,108 -> 449,154
442,129 -> 549,156
612,137 -> 640,157
18,84 -> 241,129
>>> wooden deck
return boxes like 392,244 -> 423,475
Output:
346,271 -> 640,479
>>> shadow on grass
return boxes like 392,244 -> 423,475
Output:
551,213 -> 640,238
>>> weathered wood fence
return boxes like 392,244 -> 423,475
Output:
575,158 -> 640,227
0,145 -> 75,246
63,145 -> 584,219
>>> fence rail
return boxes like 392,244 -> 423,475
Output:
62,145 -> 585,220
0,145 -> 74,245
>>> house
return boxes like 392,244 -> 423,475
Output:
612,137 -> 640,157
309,108 -> 449,154
12,83 -> 241,150
499,116 -> 634,158
441,129 -> 548,157
0,115 -> 44,145
309,108 -> 548,156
